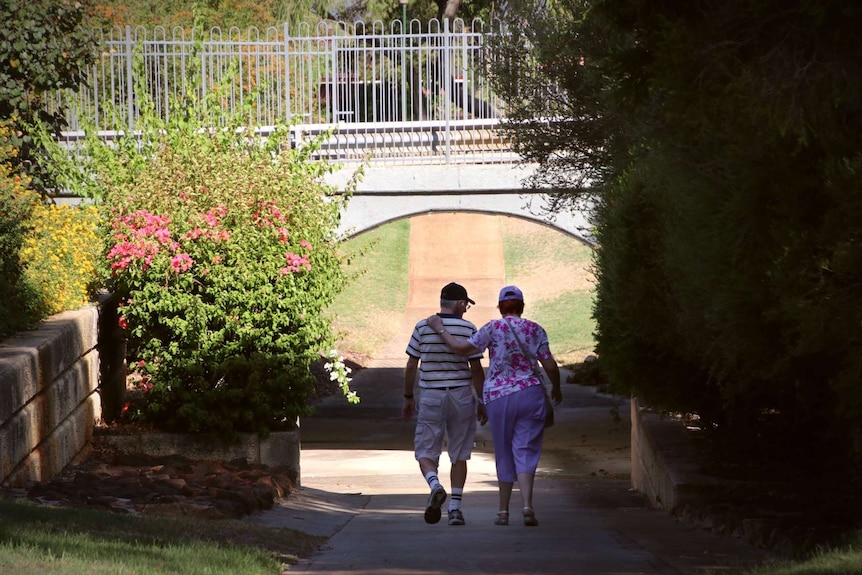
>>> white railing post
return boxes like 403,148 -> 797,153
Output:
330,30 -> 338,123
400,21 -> 408,122
124,26 -> 134,130
199,28 -> 207,114
443,18 -> 452,163
283,22 -> 291,121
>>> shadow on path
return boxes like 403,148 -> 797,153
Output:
246,213 -> 774,574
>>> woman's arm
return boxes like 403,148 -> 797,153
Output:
426,315 -> 481,356
539,356 -> 563,404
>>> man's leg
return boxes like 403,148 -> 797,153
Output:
419,457 -> 442,491
422,458 -> 447,524
446,459 -> 468,525
414,392 -> 448,524
443,387 -> 477,525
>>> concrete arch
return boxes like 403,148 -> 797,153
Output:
326,164 -> 596,245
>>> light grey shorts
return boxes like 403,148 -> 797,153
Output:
414,386 -> 477,465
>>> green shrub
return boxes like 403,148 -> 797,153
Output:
98,123 -> 352,437
41,33 -> 362,438
0,124 -> 44,337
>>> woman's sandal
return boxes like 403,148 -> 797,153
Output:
523,507 -> 539,527
494,511 -> 509,526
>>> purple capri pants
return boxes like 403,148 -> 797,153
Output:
484,384 -> 547,482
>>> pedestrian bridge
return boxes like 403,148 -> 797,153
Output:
326,163 -> 595,244
52,19 -> 594,243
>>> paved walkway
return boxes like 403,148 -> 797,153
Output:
251,367 -> 773,574
247,213 -> 775,574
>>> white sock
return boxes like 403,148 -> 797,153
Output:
448,487 -> 463,511
425,471 -> 441,491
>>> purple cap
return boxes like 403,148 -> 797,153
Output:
498,285 -> 524,302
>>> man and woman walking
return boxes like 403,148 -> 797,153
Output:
403,281 -> 562,527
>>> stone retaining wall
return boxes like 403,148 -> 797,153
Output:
0,296 -> 301,487
0,295 -> 125,487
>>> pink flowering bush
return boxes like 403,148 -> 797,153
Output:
93,116 -> 351,439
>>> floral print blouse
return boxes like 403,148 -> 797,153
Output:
468,316 -> 553,405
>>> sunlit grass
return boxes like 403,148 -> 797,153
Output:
531,289 -> 597,365
329,219 -> 410,357
329,216 -> 597,363
501,217 -> 597,366
743,544 -> 862,575
0,498 -> 323,575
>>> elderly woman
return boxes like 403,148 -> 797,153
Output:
428,285 -> 562,526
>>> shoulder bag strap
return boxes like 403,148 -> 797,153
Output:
503,317 -> 552,394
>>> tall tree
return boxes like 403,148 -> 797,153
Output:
489,0 -> 862,474
0,0 -> 97,192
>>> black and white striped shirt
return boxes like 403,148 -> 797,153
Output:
406,314 -> 484,389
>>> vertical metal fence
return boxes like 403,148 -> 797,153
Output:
50,18 -> 516,164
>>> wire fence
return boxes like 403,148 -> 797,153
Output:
50,18 -> 518,164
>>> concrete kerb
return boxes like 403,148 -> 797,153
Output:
630,398 -> 725,512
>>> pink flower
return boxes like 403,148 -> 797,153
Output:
170,253 -> 194,273
118,315 -> 128,330
280,252 -> 312,274
184,227 -> 205,240
300,239 -> 313,250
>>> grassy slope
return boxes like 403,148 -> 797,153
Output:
328,214 -> 597,366
328,219 -> 410,360
500,217 -> 597,365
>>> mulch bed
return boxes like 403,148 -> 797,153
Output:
7,353 -> 368,520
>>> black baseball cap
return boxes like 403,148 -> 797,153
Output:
440,282 -> 475,305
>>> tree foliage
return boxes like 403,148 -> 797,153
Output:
87,0 -> 498,30
0,0 -> 97,192
489,1 -> 862,475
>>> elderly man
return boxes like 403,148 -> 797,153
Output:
402,282 -> 486,525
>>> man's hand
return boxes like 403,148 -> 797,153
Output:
402,397 -> 415,421
477,403 -> 488,426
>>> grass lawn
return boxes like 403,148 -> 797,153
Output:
0,498 -> 324,575
500,217 -> 597,365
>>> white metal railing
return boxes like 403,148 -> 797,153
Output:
50,18 -> 516,165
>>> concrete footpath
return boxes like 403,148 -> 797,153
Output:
248,366 -> 774,574
247,212 -> 774,573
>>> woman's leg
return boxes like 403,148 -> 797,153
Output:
517,472 -> 535,510
485,396 -> 517,483
511,385 -> 546,476
498,480 -> 513,512
510,386 -> 545,524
